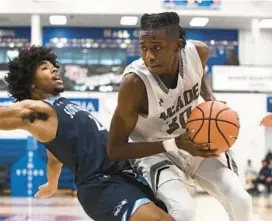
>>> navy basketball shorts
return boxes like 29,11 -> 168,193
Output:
77,172 -> 159,221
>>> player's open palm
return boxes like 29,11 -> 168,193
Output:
35,182 -> 57,199
176,131 -> 218,158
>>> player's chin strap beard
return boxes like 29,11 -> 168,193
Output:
154,53 -> 183,94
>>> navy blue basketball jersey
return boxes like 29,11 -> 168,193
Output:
43,97 -> 128,185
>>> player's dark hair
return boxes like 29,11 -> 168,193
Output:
140,12 -> 186,46
5,46 -> 59,101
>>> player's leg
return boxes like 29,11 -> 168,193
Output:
131,202 -> 173,221
156,172 -> 195,221
133,154 -> 195,221
77,173 -> 172,221
193,158 -> 252,221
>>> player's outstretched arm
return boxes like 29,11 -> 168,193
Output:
0,99 -> 57,142
0,103 -> 27,130
35,150 -> 62,199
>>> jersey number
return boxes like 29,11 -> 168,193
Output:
88,114 -> 106,131
166,107 -> 192,134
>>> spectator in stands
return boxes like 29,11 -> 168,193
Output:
252,160 -> 272,196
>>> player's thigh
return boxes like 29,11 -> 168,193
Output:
132,153 -> 184,191
77,175 -> 157,221
194,158 -> 246,196
131,202 -> 172,221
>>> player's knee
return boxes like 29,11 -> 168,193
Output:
131,210 -> 172,221
228,189 -> 252,212
237,191 -> 252,211
148,212 -> 173,221
171,206 -> 195,221
130,203 -> 173,221
167,201 -> 195,221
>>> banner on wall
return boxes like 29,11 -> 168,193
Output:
0,97 -> 99,112
0,27 -> 30,48
0,63 -> 122,92
266,96 -> 272,113
43,27 -> 140,58
163,0 -> 221,9
42,27 -> 238,74
212,66 -> 272,93
59,63 -> 122,92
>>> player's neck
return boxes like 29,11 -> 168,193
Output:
31,93 -> 57,100
158,57 -> 179,89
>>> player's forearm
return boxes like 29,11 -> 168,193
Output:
107,141 -> 166,160
200,74 -> 216,101
46,161 -> 62,188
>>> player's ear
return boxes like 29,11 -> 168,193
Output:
176,39 -> 184,52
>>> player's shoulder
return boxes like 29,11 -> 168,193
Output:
187,40 -> 209,54
18,99 -> 51,109
187,40 -> 208,49
14,99 -> 57,118
124,57 -> 146,74
118,72 -> 146,107
122,72 -> 145,92
186,40 -> 209,62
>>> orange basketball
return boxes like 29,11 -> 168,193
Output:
186,101 -> 240,154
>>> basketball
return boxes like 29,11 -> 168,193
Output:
186,101 -> 240,154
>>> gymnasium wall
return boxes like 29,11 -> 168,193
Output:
1,0 -> 272,17
239,29 -> 272,66
1,90 -> 267,181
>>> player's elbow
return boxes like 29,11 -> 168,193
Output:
48,158 -> 62,168
106,144 -> 119,160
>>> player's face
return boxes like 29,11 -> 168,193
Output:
262,161 -> 268,167
32,60 -> 64,96
140,29 -> 181,76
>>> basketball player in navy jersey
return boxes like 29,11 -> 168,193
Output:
108,12 -> 252,220
0,46 -> 172,221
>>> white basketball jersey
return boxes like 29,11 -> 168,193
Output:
123,41 -> 203,143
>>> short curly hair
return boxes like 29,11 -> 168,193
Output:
5,46 -> 59,101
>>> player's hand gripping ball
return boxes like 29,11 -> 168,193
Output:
186,101 -> 240,154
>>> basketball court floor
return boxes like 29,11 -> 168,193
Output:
0,194 -> 271,221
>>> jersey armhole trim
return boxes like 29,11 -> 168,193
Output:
187,41 -> 204,78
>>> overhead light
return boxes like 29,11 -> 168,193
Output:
259,19 -> 272,28
34,0 -> 62,2
49,15 -> 67,25
120,16 -> 138,26
189,17 -> 209,27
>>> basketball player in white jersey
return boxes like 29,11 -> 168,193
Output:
107,12 -> 252,221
